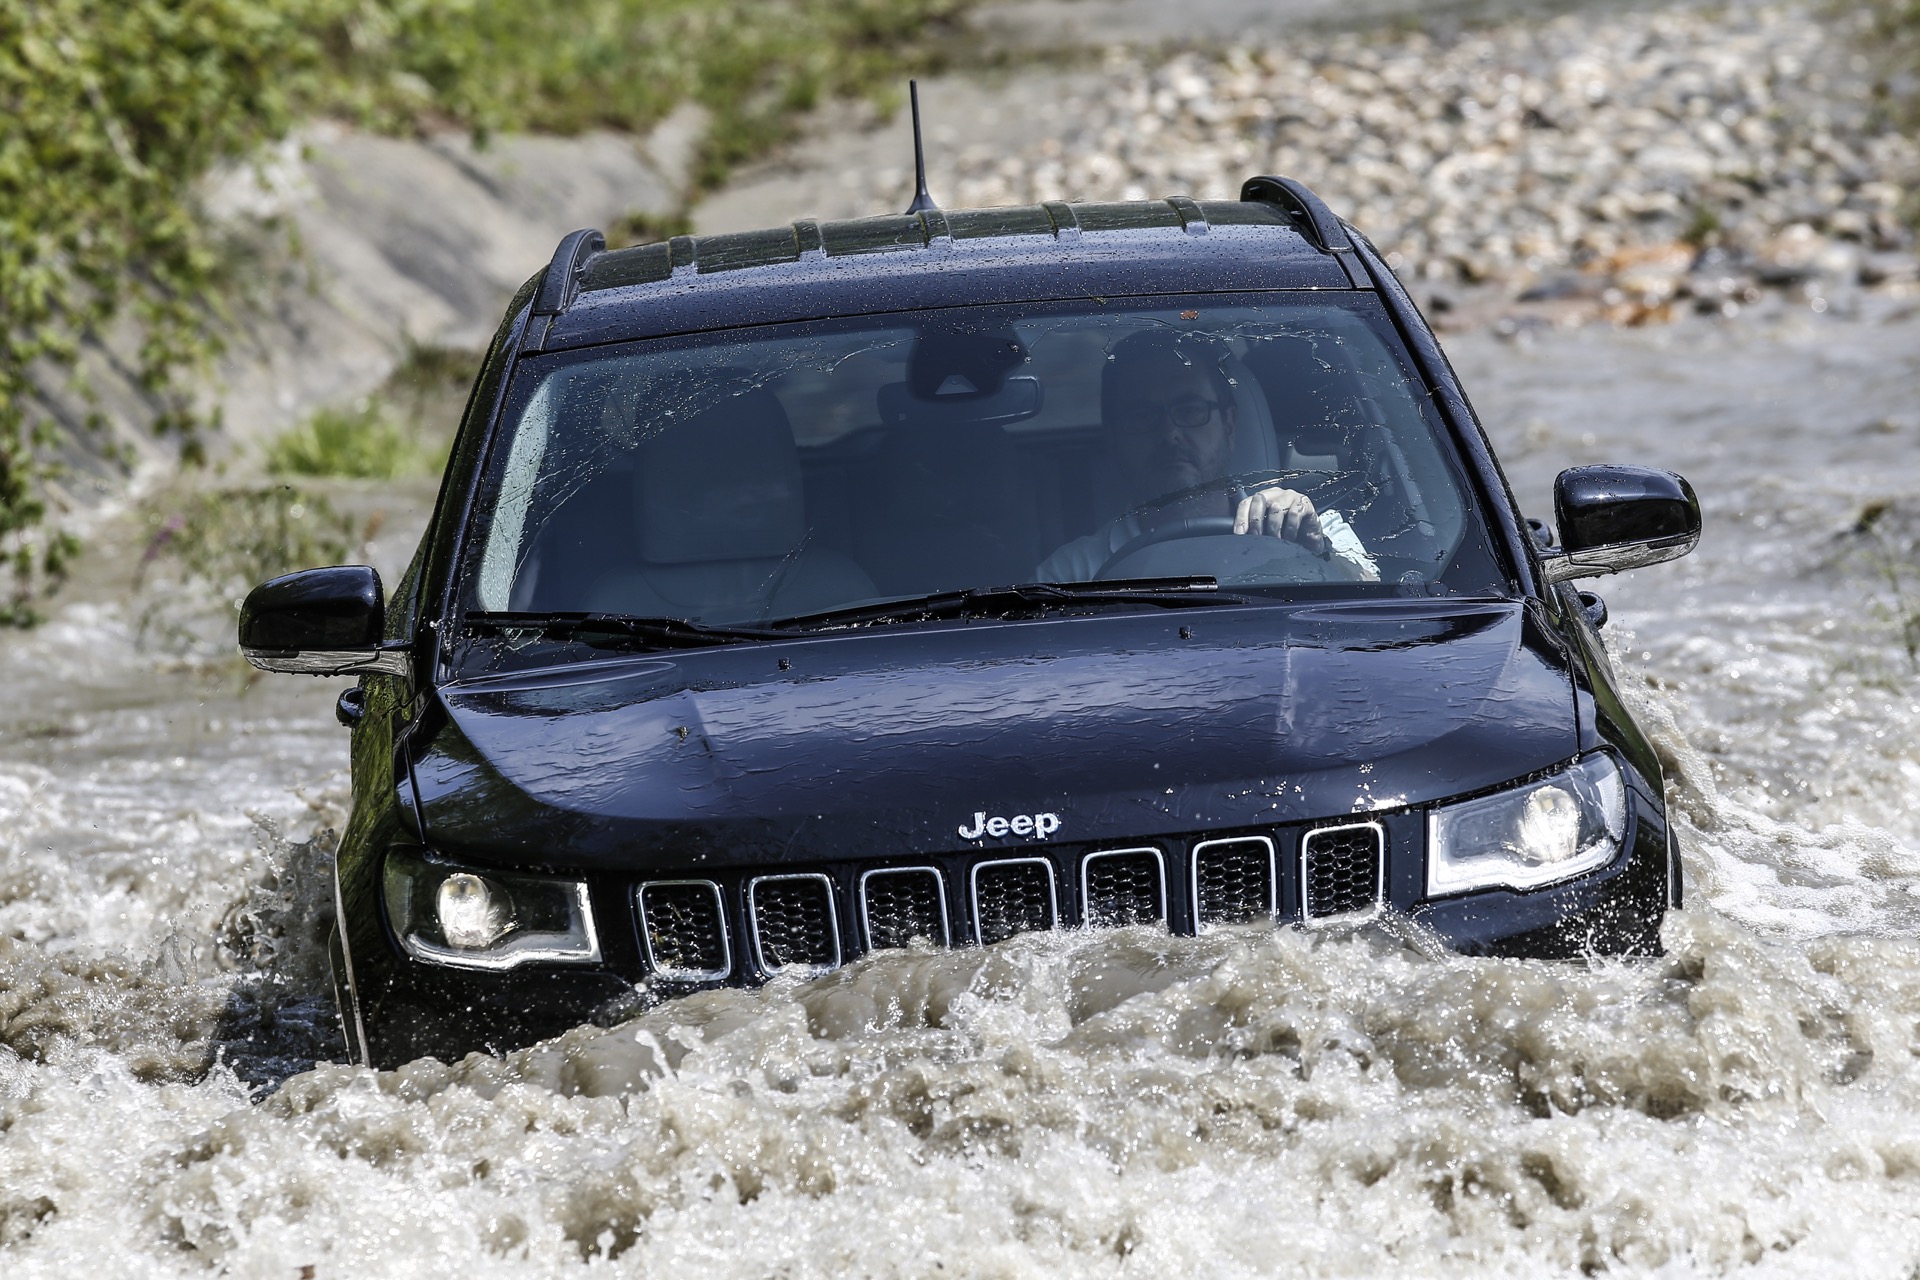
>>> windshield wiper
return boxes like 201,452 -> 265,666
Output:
771,577 -> 1254,631
466,580 -> 1251,649
465,611 -> 787,650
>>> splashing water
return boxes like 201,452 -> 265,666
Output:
3,311 -> 1920,1276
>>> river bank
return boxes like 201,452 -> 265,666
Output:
701,2 -> 1920,335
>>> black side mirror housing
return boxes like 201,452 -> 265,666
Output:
1542,465 -> 1700,584
238,565 -> 410,676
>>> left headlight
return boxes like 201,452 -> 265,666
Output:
1426,754 -> 1628,897
382,848 -> 601,970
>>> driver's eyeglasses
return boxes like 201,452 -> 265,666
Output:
1112,394 -> 1224,434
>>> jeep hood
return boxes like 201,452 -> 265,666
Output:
410,599 -> 1580,870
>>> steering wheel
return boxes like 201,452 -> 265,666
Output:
1095,516 -> 1240,579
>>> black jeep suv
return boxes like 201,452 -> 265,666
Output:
241,177 -> 1699,1068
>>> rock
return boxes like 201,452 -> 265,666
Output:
1860,254 -> 1920,286
831,4 -> 1920,331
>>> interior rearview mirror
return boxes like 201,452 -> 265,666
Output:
238,565 -> 410,677
877,374 -> 1043,428
1541,464 -> 1700,585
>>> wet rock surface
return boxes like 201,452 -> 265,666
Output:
711,3 -> 1919,333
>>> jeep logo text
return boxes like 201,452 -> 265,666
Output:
957,811 -> 1061,841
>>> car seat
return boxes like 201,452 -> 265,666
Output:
1239,336 -> 1366,472
1222,353 -> 1283,480
862,420 -> 1027,594
506,462 -> 635,612
1240,335 -> 1418,549
584,387 -> 875,622
1080,350 -> 1284,515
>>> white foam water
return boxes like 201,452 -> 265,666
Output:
4,309 -> 1920,1276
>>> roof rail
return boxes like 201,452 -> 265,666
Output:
1239,176 -> 1367,287
531,228 -> 606,317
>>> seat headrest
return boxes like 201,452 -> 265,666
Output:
1240,336 -> 1367,432
633,387 -> 806,565
1222,354 -> 1281,477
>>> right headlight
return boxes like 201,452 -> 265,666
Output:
382,848 -> 601,970
1425,754 -> 1628,897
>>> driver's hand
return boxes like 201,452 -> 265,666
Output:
1234,485 -> 1329,556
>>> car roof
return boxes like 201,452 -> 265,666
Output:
532,191 -> 1373,352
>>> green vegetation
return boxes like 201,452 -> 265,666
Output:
138,485 -> 357,601
1844,497 -> 1920,674
266,403 -> 424,481
0,0 -> 353,623
1858,1 -> 1920,128
363,1 -> 970,187
134,482 -> 359,648
265,339 -> 476,479
0,0 -> 970,624
607,209 -> 696,251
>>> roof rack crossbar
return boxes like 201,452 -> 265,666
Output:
1166,196 -> 1210,236
1041,200 -> 1082,240
532,228 -> 607,317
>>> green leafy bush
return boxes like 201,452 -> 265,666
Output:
139,485 -> 357,599
266,338 -> 476,478
134,482 -> 359,652
0,0 -> 969,623
0,0 -> 370,620
266,403 -> 423,480
1855,1 -> 1920,125
356,0 -> 969,182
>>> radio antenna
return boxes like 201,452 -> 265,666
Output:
904,80 -> 939,214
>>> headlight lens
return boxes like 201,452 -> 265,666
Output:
1426,754 -> 1628,896
382,849 -> 601,970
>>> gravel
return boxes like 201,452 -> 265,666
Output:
859,3 -> 1920,326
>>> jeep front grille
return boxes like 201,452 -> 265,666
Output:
972,858 -> 1056,944
747,873 -> 841,972
861,867 -> 949,950
1301,823 -> 1385,917
1081,848 -> 1165,927
636,880 -> 731,980
1191,837 -> 1276,927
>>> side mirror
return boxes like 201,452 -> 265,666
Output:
238,565 -> 411,677
1540,465 -> 1700,585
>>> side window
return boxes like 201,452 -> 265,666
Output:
419,292 -> 528,629
385,538 -> 426,643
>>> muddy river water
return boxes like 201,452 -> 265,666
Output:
2,301 -> 1919,1276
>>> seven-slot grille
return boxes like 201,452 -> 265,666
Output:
747,874 -> 841,972
861,867 -> 949,950
1192,837 -> 1276,927
640,823 -> 1395,979
1081,849 -> 1165,927
636,880 -> 731,980
972,858 -> 1057,944
1301,822 -> 1386,917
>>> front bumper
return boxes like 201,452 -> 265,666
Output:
340,787 -> 1673,1067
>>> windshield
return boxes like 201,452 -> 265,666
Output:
459,294 -> 1508,639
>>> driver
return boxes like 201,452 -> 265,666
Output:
1035,331 -> 1379,582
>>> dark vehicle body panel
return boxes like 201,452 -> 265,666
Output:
309,194 -> 1682,1067
409,602 -> 1576,867
547,225 -> 1351,351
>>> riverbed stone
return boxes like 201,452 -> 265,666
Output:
807,5 -> 1920,331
